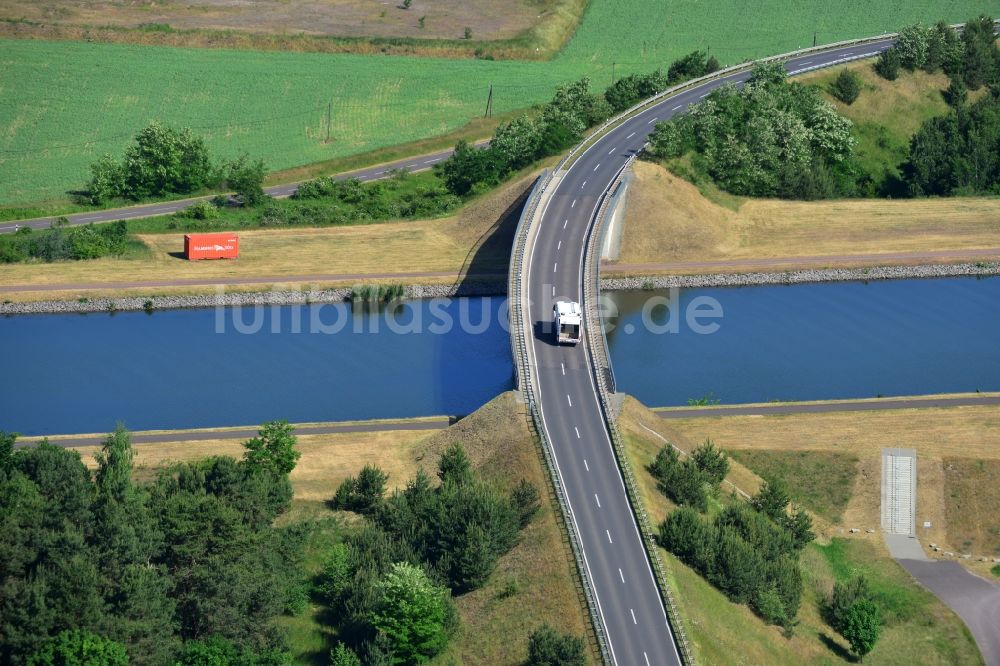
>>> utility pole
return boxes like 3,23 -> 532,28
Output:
484,84 -> 493,118
612,62 -> 617,85
813,32 -> 817,47
325,101 -> 332,144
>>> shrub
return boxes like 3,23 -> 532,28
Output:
226,154 -> 267,207
831,69 -> 862,105
647,446 -> 709,511
369,562 -> 453,664
181,200 -> 220,220
526,624 -> 586,666
874,48 -> 901,80
511,478 -> 541,527
842,599 -> 882,660
691,439 -> 729,485
942,77 -> 968,107
332,464 -> 388,513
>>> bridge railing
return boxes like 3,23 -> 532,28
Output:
507,170 -> 614,663
580,155 -> 695,666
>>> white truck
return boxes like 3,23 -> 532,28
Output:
553,300 -> 582,345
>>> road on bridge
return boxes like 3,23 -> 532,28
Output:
520,39 -> 893,665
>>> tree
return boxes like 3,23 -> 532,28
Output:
751,479 -> 790,521
329,643 -> 362,666
86,155 -> 126,205
436,140 -> 503,196
960,15 -> 999,89
318,543 -> 353,605
874,48 -> 901,81
691,439 -> 729,485
122,122 -> 215,198
369,562 -> 452,664
782,505 -> 815,549
242,421 -> 300,476
226,155 -> 267,207
511,478 -> 540,527
0,430 -> 15,471
831,69 -> 862,105
27,629 -> 128,666
437,443 -> 472,486
943,77 -> 968,107
842,599 -> 881,660
825,575 -> 874,632
894,24 -> 931,70
526,624 -> 585,666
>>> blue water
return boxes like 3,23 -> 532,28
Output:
0,298 -> 514,435
2,277 -> 999,435
605,276 -> 1000,406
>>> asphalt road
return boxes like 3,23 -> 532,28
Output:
17,417 -> 453,448
523,40 -> 894,665
656,394 -> 1000,419
0,144 -> 480,234
895,557 -> 1000,666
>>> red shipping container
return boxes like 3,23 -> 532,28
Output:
184,233 -> 239,260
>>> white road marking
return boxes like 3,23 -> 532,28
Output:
553,262 -> 558,273
581,180 -> 587,188
374,170 -> 385,175
644,652 -> 651,666
619,568 -> 625,583
647,116 -> 658,124
606,529 -> 613,544
571,199 -> 576,208
700,92 -> 709,98
593,163 -> 600,172
561,362 -> 565,375
608,147 -> 617,155
423,157 -> 443,164
583,458 -> 589,471
563,219 -> 568,228
630,608 -> 637,625
566,394 -> 572,407
594,494 -> 601,508
800,60 -> 813,65
552,286 -> 556,296
557,240 -> 562,250
575,427 -> 581,439
626,132 -> 636,138
672,104 -> 682,110
76,215 -> 101,221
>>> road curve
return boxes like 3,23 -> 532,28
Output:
0,143 -> 482,234
521,40 -> 893,665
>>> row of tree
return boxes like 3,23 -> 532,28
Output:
0,423 -> 303,665
649,438 -> 815,630
86,122 -> 267,206
437,50 -> 720,197
0,219 -> 130,263
321,443 -> 543,663
647,62 -> 858,199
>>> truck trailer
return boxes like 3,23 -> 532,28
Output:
553,301 -> 582,345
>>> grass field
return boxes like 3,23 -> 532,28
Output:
653,399 -> 1000,570
0,170 -> 533,302
618,396 -> 985,665
59,392 -> 593,665
0,0 -> 576,44
0,0 -> 990,208
616,161 -> 1000,269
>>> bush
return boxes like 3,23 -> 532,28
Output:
605,69 -> 669,113
526,624 -> 585,666
369,562 -> 453,664
181,200 -> 220,220
942,77 -> 968,107
831,69 -> 862,105
842,599 -> 882,660
691,439 -> 729,485
332,464 -> 388,513
874,48 -> 901,80
647,446 -> 709,511
226,154 -> 267,207
511,478 -> 541,527
667,50 -> 720,84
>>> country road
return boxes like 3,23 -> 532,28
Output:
0,143 -> 483,234
517,39 -> 895,665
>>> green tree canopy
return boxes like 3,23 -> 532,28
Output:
526,624 -> 585,666
242,421 -> 300,477
369,562 -> 452,665
26,629 -> 128,666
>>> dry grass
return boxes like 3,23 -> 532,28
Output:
614,161 -> 1000,270
0,0 -> 587,58
657,401 -> 1000,565
60,392 -> 592,665
617,395 -> 985,665
943,458 -> 1000,558
0,171 -> 536,302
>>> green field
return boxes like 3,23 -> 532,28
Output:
0,0 -> 992,207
